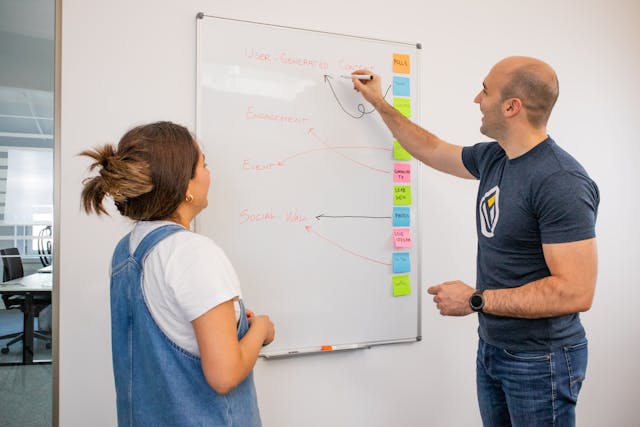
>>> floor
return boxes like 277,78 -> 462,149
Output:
0,311 -> 52,426
0,311 -> 51,365
0,364 -> 52,427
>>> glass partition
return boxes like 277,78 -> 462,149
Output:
0,0 -> 54,425
1,88 -> 53,275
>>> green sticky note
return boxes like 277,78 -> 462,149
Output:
393,140 -> 412,160
394,97 -> 411,117
394,185 -> 412,205
392,275 -> 411,296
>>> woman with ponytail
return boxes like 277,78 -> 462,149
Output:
80,121 -> 274,426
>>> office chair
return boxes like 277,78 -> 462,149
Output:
0,308 -> 24,355
1,247 -> 24,281
0,247 -> 52,354
37,226 -> 52,267
1,247 -> 25,311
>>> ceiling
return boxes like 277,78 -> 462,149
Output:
0,0 -> 54,39
0,0 -> 55,150
0,87 -> 53,149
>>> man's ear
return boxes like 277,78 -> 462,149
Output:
503,98 -> 522,117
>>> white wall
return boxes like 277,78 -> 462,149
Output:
58,0 -> 640,425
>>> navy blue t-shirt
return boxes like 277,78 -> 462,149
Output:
462,137 -> 599,351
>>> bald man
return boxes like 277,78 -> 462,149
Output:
352,57 -> 599,426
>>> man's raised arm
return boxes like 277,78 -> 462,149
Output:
352,69 -> 474,179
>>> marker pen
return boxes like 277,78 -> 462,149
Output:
340,74 -> 373,80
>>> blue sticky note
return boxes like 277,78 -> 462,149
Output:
392,252 -> 411,273
393,207 -> 411,227
393,76 -> 410,97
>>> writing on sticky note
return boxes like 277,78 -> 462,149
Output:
392,275 -> 411,297
394,98 -> 411,117
393,76 -> 410,97
392,252 -> 410,273
393,228 -> 412,248
393,141 -> 412,160
393,53 -> 411,74
393,207 -> 411,226
394,185 -> 412,205
393,162 -> 411,183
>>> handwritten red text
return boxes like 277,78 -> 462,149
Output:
246,106 -> 310,125
279,52 -> 328,70
239,209 -> 277,224
242,159 -> 285,171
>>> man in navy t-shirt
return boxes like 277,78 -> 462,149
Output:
351,57 -> 599,426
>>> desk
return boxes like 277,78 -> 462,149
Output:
0,273 -> 52,364
38,265 -> 52,273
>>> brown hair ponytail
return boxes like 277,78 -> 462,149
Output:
80,121 -> 198,221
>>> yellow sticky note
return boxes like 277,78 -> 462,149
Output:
394,98 -> 411,117
393,53 -> 411,74
393,141 -> 412,160
393,185 -> 412,205
392,275 -> 411,296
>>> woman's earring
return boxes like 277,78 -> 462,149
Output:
185,194 -> 194,203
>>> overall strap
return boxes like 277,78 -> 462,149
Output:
131,224 -> 186,265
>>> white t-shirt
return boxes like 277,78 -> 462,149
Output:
129,221 -> 242,356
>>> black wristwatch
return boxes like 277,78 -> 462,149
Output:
469,289 -> 485,313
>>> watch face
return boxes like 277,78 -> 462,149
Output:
470,294 -> 484,310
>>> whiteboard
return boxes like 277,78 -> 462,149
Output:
196,15 -> 422,357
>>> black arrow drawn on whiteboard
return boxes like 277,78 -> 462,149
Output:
323,75 -> 392,119
315,213 -> 392,220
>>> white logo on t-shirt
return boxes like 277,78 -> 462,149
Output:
479,186 -> 500,238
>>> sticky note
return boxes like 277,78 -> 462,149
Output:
393,162 -> 411,183
393,53 -> 411,74
393,185 -> 412,205
393,141 -> 412,160
392,275 -> 411,297
393,207 -> 411,226
393,76 -> 410,97
393,228 -> 413,248
392,252 -> 410,273
394,98 -> 411,117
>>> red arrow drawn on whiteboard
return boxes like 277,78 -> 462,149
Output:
281,145 -> 391,164
305,225 -> 391,266
307,128 -> 391,174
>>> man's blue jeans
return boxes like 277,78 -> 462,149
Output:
476,337 -> 588,427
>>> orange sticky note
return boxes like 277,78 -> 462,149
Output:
393,54 -> 411,74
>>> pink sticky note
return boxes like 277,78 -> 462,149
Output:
393,228 -> 413,248
393,163 -> 411,183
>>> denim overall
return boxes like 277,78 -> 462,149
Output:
110,224 -> 261,426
